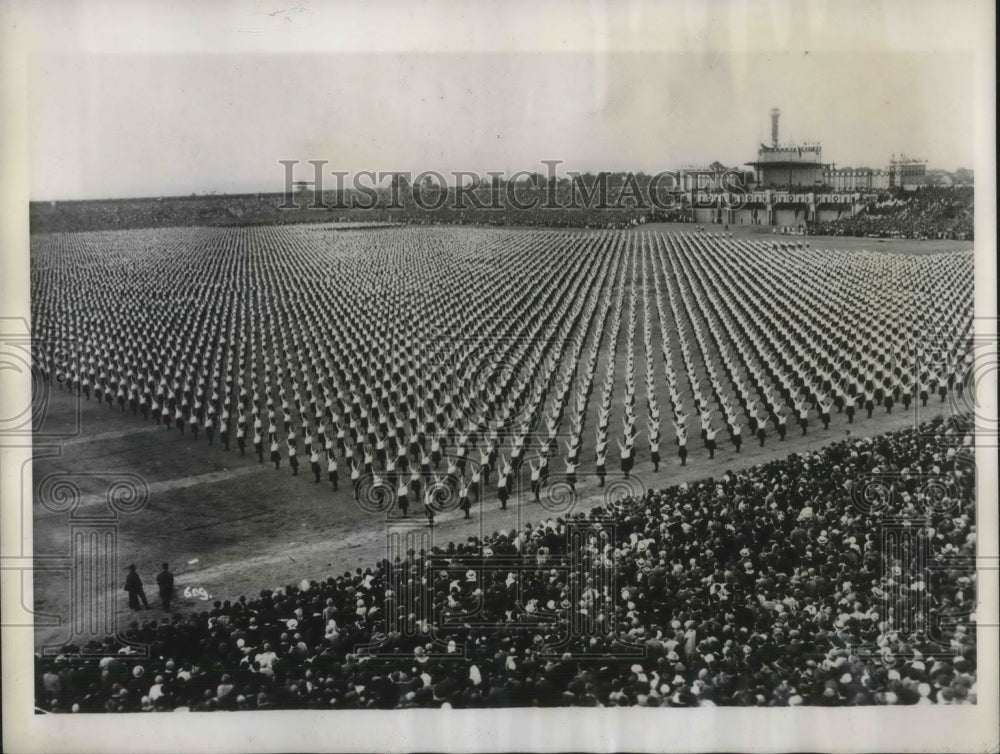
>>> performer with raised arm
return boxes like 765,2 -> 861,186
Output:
595,445 -> 607,486
705,424 -> 719,460
430,433 -> 443,470
647,418 -> 661,471
699,408 -> 713,442
479,443 -> 493,487
458,475 -> 472,519
617,438 -> 634,478
219,408 -> 230,450
842,384 -> 856,424
310,446 -> 321,483
396,475 -> 410,517
253,427 -> 263,463
818,394 -> 833,430
565,455 -> 578,491
528,456 -> 542,502
423,476 -> 438,526
287,436 -> 299,476
497,451 -> 512,510
796,397 -> 810,436
326,449 -> 339,490
270,434 -> 281,470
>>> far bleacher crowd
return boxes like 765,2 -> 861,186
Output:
809,187 -> 973,240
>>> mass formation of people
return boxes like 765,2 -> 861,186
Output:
31,227 -> 973,522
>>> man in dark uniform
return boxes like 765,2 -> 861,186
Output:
124,564 -> 149,610
156,563 -> 175,612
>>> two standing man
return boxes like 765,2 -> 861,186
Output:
124,563 -> 174,611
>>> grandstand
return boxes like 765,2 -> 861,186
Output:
809,187 -> 974,240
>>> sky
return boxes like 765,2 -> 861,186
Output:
22,5 -> 979,200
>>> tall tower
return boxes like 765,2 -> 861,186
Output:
770,108 -> 780,147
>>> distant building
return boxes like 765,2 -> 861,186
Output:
823,167 -> 878,192
676,161 -> 747,192
746,109 -> 827,188
747,143 -> 826,188
739,111 -> 943,197
887,156 -> 927,189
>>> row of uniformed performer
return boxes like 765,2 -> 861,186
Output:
648,232 -> 968,450
36,229 -> 972,500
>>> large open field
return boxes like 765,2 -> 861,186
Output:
29,224 -> 973,650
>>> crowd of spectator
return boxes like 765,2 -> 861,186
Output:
809,187 -> 974,240
30,194 -> 315,233
31,183 -> 973,238
35,416 -> 977,712
29,178 -> 673,233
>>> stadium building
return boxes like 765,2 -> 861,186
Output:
887,155 -> 928,189
821,166 -> 891,192
746,109 -> 827,189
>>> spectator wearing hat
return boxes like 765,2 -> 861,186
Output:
156,563 -> 175,612
124,564 -> 149,610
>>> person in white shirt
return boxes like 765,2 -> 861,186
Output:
595,449 -> 607,486
796,400 -> 810,436
617,439 -> 633,477
326,450 -> 339,490
458,476 -> 472,519
310,448 -> 322,483
843,389 -> 856,425
731,421 -> 743,453
705,425 -> 719,459
422,484 -> 435,526
350,460 -> 362,497
497,465 -> 510,510
528,458 -> 542,502
396,477 -> 410,516
565,457 -> 578,490
818,396 -> 833,430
